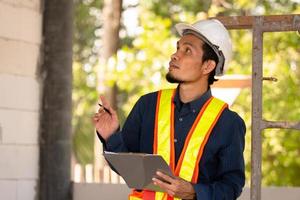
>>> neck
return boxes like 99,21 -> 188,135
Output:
178,80 -> 208,103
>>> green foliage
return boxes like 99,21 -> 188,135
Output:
230,21 -> 300,187
106,11 -> 176,116
72,62 -> 98,165
258,0 -> 300,14
73,0 -> 300,185
260,32 -> 300,186
73,0 -> 103,63
143,0 -> 212,18
72,0 -> 103,165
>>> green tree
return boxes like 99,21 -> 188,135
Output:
260,31 -> 300,186
72,61 -> 98,164
72,0 -> 103,165
72,0 -> 300,186
228,3 -> 300,186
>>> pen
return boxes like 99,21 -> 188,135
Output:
98,103 -> 112,115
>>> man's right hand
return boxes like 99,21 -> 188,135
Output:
93,95 -> 119,141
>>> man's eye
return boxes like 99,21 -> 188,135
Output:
185,48 -> 191,53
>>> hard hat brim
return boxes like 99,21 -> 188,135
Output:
175,23 -> 200,37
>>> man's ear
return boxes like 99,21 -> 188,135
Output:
202,60 -> 216,75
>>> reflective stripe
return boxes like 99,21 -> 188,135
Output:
154,192 -> 166,200
129,190 -> 143,200
129,196 -> 142,200
154,89 -> 174,165
176,97 -> 227,182
154,193 -> 176,200
154,89 -> 175,200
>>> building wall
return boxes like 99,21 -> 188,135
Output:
0,0 -> 42,199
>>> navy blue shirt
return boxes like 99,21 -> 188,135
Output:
100,88 -> 246,200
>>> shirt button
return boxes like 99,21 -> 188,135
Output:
179,117 -> 183,122
174,139 -> 178,143
192,109 -> 196,113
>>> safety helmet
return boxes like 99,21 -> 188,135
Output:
175,19 -> 232,76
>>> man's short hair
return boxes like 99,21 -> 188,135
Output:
202,42 -> 218,85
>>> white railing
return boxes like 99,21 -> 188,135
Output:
72,163 -> 300,200
73,162 -> 125,184
73,185 -> 300,200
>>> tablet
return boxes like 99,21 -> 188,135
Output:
103,151 -> 174,191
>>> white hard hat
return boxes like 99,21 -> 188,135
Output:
175,19 -> 232,76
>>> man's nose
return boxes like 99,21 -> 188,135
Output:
171,52 -> 179,61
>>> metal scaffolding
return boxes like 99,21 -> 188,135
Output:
213,15 -> 300,200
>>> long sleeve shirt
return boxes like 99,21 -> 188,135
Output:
98,88 -> 246,200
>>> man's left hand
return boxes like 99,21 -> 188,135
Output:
152,171 -> 196,199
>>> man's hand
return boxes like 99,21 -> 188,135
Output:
152,171 -> 196,199
92,95 -> 119,141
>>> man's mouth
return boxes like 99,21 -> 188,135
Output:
169,62 -> 179,70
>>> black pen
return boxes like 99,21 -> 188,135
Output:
98,103 -> 112,115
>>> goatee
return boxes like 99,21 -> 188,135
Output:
166,72 -> 183,83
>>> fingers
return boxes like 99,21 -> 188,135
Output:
152,172 -> 195,199
100,95 -> 110,109
152,171 -> 177,193
152,177 -> 177,197
93,113 -> 101,123
156,171 -> 175,183
93,111 -> 116,133
94,109 -> 109,122
93,110 -> 107,122
152,177 -> 172,189
99,95 -> 117,116
97,107 -> 106,113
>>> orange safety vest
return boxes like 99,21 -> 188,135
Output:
129,89 -> 227,200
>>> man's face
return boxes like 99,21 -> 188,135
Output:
166,34 -> 206,84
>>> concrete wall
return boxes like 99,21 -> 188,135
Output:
0,0 -> 42,199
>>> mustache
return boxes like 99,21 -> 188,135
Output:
169,61 -> 179,68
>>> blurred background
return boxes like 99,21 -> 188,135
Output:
0,0 -> 299,200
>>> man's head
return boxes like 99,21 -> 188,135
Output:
166,19 -> 232,86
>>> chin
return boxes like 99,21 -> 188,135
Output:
166,73 -> 183,84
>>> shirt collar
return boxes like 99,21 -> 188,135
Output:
173,87 -> 212,112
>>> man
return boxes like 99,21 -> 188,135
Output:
93,19 -> 246,200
